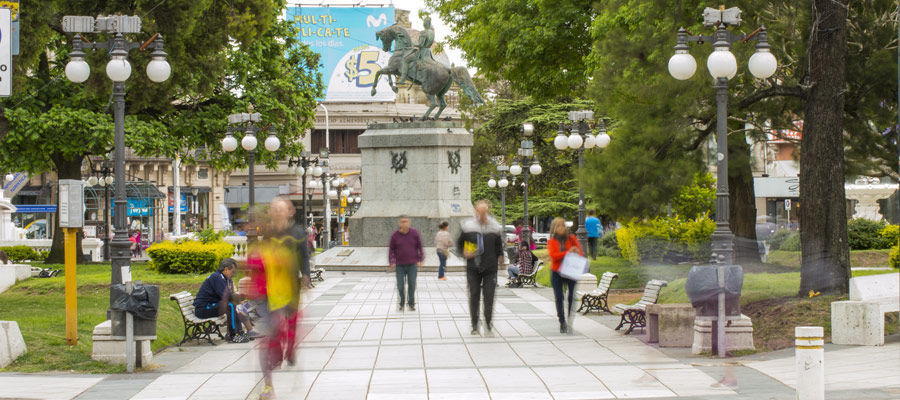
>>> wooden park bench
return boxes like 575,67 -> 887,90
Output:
831,272 -> 900,346
613,279 -> 668,335
577,271 -> 619,314
169,291 -> 226,346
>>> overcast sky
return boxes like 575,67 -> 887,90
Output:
287,0 -> 470,71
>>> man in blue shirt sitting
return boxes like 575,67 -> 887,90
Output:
585,210 -> 602,260
194,258 -> 251,343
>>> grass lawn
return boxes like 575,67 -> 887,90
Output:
532,251 -> 692,290
0,262 -> 210,373
767,249 -> 893,269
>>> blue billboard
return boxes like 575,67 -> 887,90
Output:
287,6 -> 396,102
111,198 -> 153,217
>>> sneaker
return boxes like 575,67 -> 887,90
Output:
484,325 -> 494,337
231,333 -> 251,343
398,304 -> 405,311
471,326 -> 479,335
248,329 -> 264,339
439,277 -> 447,281
408,304 -> 416,311
560,322 -> 568,334
259,385 -> 275,399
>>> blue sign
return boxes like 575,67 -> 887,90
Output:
111,198 -> 153,217
168,192 -> 187,214
287,6 -> 395,102
13,204 -> 56,213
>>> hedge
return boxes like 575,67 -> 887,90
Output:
147,240 -> 234,274
890,246 -> 899,269
0,246 -> 40,262
848,219 -> 893,250
616,214 -> 715,265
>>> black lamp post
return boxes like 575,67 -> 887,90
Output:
288,151 -> 317,228
87,160 -> 115,261
667,6 -> 777,357
64,15 -> 170,294
554,111 -> 611,249
487,165 -> 510,228
509,123 -> 542,245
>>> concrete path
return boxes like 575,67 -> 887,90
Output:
3,271 -> 899,399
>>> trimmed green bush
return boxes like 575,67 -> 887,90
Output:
780,232 -> 801,251
890,246 -> 899,269
848,219 -> 891,250
599,230 -> 618,251
767,229 -> 794,251
147,240 -> 234,274
0,246 -> 39,262
616,214 -> 715,265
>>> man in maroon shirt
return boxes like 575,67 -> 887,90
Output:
389,215 -> 424,311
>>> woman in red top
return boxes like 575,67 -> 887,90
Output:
547,217 -> 584,333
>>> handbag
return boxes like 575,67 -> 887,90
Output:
559,250 -> 589,280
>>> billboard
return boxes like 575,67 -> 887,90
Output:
287,6 -> 396,102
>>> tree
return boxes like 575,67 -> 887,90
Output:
798,0 -> 852,294
673,173 -> 716,218
0,0 -> 323,263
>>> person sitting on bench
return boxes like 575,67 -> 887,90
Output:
194,258 -> 252,343
506,239 -> 534,287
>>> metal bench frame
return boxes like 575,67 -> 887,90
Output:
516,261 -> 543,288
169,291 -> 226,346
613,279 -> 668,335
311,267 -> 325,282
577,271 -> 619,314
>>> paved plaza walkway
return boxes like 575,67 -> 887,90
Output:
1,272 -> 898,399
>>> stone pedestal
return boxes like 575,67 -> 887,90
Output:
0,321 -> 26,368
845,177 -> 896,221
91,320 -> 153,366
574,273 -> 598,300
320,121 -> 475,271
691,314 -> 755,355
646,303 -> 696,347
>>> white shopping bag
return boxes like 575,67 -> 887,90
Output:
559,251 -> 589,280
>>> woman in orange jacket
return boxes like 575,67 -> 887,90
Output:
547,217 -> 584,333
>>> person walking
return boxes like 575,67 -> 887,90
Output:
457,200 -> 504,335
547,217 -> 584,333
435,221 -> 453,281
389,215 -> 424,311
585,210 -> 602,260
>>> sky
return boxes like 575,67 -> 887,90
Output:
286,0 -> 470,71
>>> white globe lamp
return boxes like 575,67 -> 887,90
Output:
707,48 -> 738,79
596,133 -> 611,149
530,163 -> 542,175
748,50 -> 777,79
264,134 -> 280,152
583,134 -> 597,149
105,56 -> 132,82
296,166 -> 305,176
554,133 -> 568,150
567,134 -> 583,149
510,164 -> 522,176
222,135 -> 238,152
88,176 -> 99,186
668,52 -> 697,80
146,59 -> 171,83
487,178 -> 496,188
498,178 -> 509,188
65,59 -> 91,83
313,166 -> 323,176
241,134 -> 257,151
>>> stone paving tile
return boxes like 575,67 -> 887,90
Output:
0,375 -> 106,400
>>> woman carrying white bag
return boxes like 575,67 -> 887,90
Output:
547,217 -> 586,334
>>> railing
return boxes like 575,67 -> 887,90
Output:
0,238 -> 104,262
223,236 -> 248,261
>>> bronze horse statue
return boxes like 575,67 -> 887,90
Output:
372,25 -> 484,120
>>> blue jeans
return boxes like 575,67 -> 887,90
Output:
551,270 -> 576,325
437,250 -> 447,278
507,264 -> 519,279
395,264 -> 418,306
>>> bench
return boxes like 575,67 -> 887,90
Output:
517,260 -> 544,288
577,272 -> 619,314
169,291 -> 226,346
831,272 -> 899,346
311,267 -> 325,282
613,279 -> 668,335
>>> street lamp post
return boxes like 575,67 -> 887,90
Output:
667,6 -> 777,357
487,165 -> 510,228
509,123 -> 542,245
64,15 -> 171,292
221,109 -> 280,241
87,160 -> 115,260
307,148 -> 332,249
554,111 -> 611,249
288,152 -> 317,228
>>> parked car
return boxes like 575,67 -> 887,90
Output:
504,225 -> 517,243
531,231 -> 550,246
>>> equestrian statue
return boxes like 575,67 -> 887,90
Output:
371,16 -> 484,120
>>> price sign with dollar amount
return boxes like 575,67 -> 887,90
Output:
0,8 -> 10,97
343,51 -> 382,87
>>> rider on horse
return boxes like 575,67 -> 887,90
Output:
398,16 -> 435,85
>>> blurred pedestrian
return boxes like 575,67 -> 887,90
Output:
435,221 -> 453,281
457,200 -> 504,335
586,210 -> 602,260
254,197 -> 310,399
547,217 -> 584,333
389,215 -> 424,311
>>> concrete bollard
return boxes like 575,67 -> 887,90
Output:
795,326 -> 824,400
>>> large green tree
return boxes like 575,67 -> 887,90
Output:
0,0 -> 323,263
